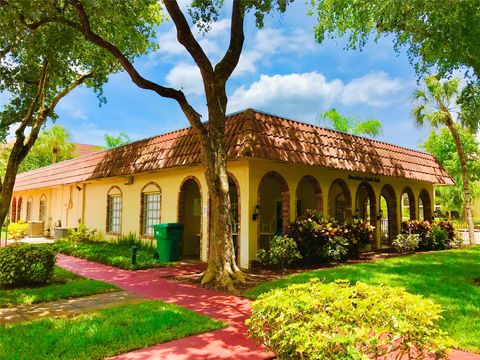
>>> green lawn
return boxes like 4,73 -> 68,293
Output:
0,300 -> 225,360
246,247 -> 480,353
0,267 -> 118,308
54,240 -> 170,270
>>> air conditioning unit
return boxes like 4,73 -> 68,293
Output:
28,221 -> 44,238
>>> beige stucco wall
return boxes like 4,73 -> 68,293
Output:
11,158 -> 434,269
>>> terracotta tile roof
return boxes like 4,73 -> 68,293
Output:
13,109 -> 454,191
73,143 -> 103,157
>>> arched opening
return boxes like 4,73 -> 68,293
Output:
295,175 -> 323,217
400,187 -> 416,221
380,184 -> 398,246
228,174 -> 241,265
355,182 -> 377,245
178,177 -> 202,259
257,171 -> 290,250
39,194 -> 47,223
140,182 -> 162,237
328,179 -> 352,223
16,197 -> 23,222
106,186 -> 123,234
26,196 -> 33,221
11,197 -> 17,223
418,189 -> 432,221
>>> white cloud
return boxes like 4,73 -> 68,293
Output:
165,62 -> 203,95
234,27 -> 316,76
228,71 -> 405,120
228,72 -> 343,119
56,95 -> 88,120
341,72 -> 404,107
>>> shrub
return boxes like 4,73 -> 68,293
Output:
0,243 -> 56,287
288,210 -> 373,263
401,220 -> 459,251
247,280 -> 449,360
64,224 -> 100,243
8,221 -> 29,239
393,233 -> 421,253
256,236 -> 302,268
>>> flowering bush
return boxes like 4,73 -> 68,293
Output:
288,210 -> 374,263
393,233 -> 421,253
247,280 -> 449,360
256,236 -> 302,268
401,220 -> 459,251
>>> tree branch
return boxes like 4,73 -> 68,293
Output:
215,1 -> 245,82
15,61 -> 49,137
163,1 -> 213,83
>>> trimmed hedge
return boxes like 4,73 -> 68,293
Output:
0,243 -> 56,287
247,280 -> 449,360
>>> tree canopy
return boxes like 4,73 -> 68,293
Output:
311,0 -> 480,78
423,126 -> 480,217
319,108 -> 382,137
104,132 -> 131,149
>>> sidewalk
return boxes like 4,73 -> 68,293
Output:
57,254 -> 273,360
57,254 -> 480,360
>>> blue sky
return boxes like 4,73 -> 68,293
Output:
7,1 -> 433,149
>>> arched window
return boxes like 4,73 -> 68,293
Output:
26,197 -> 33,221
106,186 -> 122,234
140,183 -> 161,236
39,195 -> 47,224
328,179 -> 352,223
17,197 -> 23,221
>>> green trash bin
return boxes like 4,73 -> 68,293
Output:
153,223 -> 184,262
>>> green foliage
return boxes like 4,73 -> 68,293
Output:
245,247 -> 480,353
0,243 -> 55,287
54,239 -> 167,270
311,0 -> 480,79
393,233 -> 421,253
247,280 -> 448,360
288,210 -> 374,263
64,223 -> 101,243
0,266 -> 117,308
256,235 -> 302,268
423,126 -> 480,216
319,108 -> 382,137
18,125 -> 76,173
0,300 -> 225,360
401,220 -> 460,251
104,132 -> 131,148
7,221 -> 29,239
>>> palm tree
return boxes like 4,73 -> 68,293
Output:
413,75 -> 475,244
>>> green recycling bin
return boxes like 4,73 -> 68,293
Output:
153,223 -> 184,262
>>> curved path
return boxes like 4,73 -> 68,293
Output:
57,254 -> 479,360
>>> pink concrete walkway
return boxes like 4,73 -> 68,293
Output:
57,255 -> 479,360
57,254 -> 273,359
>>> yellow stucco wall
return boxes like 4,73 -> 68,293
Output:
11,158 -> 434,269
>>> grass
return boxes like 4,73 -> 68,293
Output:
54,240 -> 170,270
0,267 -> 118,308
0,300 -> 225,360
246,246 -> 480,353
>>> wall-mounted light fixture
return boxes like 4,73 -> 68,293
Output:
433,210 -> 438,219
252,203 -> 260,221
377,209 -> 383,220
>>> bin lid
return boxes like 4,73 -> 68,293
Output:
153,223 -> 184,229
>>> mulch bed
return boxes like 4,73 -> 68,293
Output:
168,251 -> 402,296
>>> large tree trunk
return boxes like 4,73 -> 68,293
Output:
0,135 -> 29,228
198,98 -> 244,290
445,118 -> 475,245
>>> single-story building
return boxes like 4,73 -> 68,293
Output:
10,109 -> 453,268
